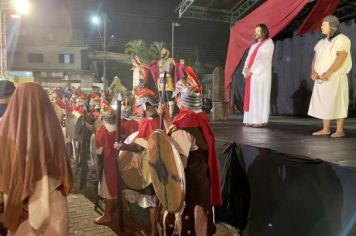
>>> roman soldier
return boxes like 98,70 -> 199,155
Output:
157,66 -> 222,235
94,102 -> 118,225
116,88 -> 161,236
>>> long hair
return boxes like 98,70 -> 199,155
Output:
256,24 -> 270,40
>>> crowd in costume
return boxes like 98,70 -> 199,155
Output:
0,15 -> 350,236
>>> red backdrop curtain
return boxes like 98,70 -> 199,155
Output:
296,0 -> 340,35
224,0 -> 308,102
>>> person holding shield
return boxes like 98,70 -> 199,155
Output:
157,67 -> 222,235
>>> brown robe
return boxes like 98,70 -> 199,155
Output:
0,83 -> 73,232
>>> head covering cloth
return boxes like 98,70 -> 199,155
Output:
0,83 -> 73,231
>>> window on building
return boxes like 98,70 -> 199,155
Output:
59,54 -> 74,64
28,53 -> 44,63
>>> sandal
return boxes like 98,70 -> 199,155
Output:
312,130 -> 330,136
93,216 -> 111,225
331,131 -> 345,138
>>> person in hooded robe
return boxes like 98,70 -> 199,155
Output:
0,83 -> 73,235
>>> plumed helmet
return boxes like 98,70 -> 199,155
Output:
172,66 -> 202,110
135,88 -> 159,111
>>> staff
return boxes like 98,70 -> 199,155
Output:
114,92 -> 124,231
160,72 -> 167,129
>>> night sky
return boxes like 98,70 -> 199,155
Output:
17,0 -> 229,67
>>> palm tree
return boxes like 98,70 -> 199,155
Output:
124,39 -> 149,63
149,41 -> 167,61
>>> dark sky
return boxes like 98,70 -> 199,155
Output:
17,0 -> 229,65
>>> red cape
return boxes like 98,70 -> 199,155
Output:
96,125 -> 117,196
173,110 -> 222,206
136,116 -> 160,141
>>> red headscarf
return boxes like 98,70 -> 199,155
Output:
173,109 -> 222,206
0,83 -> 73,231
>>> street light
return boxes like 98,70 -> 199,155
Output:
11,0 -> 31,15
0,0 -> 31,79
91,15 -> 100,25
91,13 -> 108,90
171,22 -> 180,58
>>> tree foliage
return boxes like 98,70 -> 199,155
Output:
124,39 -> 167,64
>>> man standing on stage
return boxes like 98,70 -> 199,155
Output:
242,24 -> 274,128
158,67 -> 222,235
308,15 -> 352,138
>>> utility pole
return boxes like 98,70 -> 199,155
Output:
171,22 -> 180,58
102,12 -> 107,91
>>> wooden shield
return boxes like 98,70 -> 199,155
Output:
65,111 -> 83,139
118,131 -> 152,190
147,130 -> 185,213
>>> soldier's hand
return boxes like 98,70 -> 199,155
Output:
157,103 -> 167,116
114,141 -> 125,150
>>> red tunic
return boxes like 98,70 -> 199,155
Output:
95,125 -> 117,196
72,104 -> 84,115
120,118 -> 139,139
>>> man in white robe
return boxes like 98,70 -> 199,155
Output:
308,15 -> 352,138
242,24 -> 274,127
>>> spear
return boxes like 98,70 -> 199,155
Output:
114,92 -> 124,232
160,72 -> 167,130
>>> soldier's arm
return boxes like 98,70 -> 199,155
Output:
119,143 -> 144,153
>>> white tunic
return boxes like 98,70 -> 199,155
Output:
242,39 -> 274,124
308,34 -> 352,119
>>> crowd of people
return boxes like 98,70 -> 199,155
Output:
0,45 -> 222,236
0,14 -> 351,235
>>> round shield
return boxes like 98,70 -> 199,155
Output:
118,131 -> 152,190
147,130 -> 185,213
66,111 -> 83,139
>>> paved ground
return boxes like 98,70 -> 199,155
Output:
68,194 -> 116,236
68,165 -> 142,236
67,172 -> 240,236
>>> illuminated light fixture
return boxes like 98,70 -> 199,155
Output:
91,15 -> 100,25
11,0 -> 31,15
